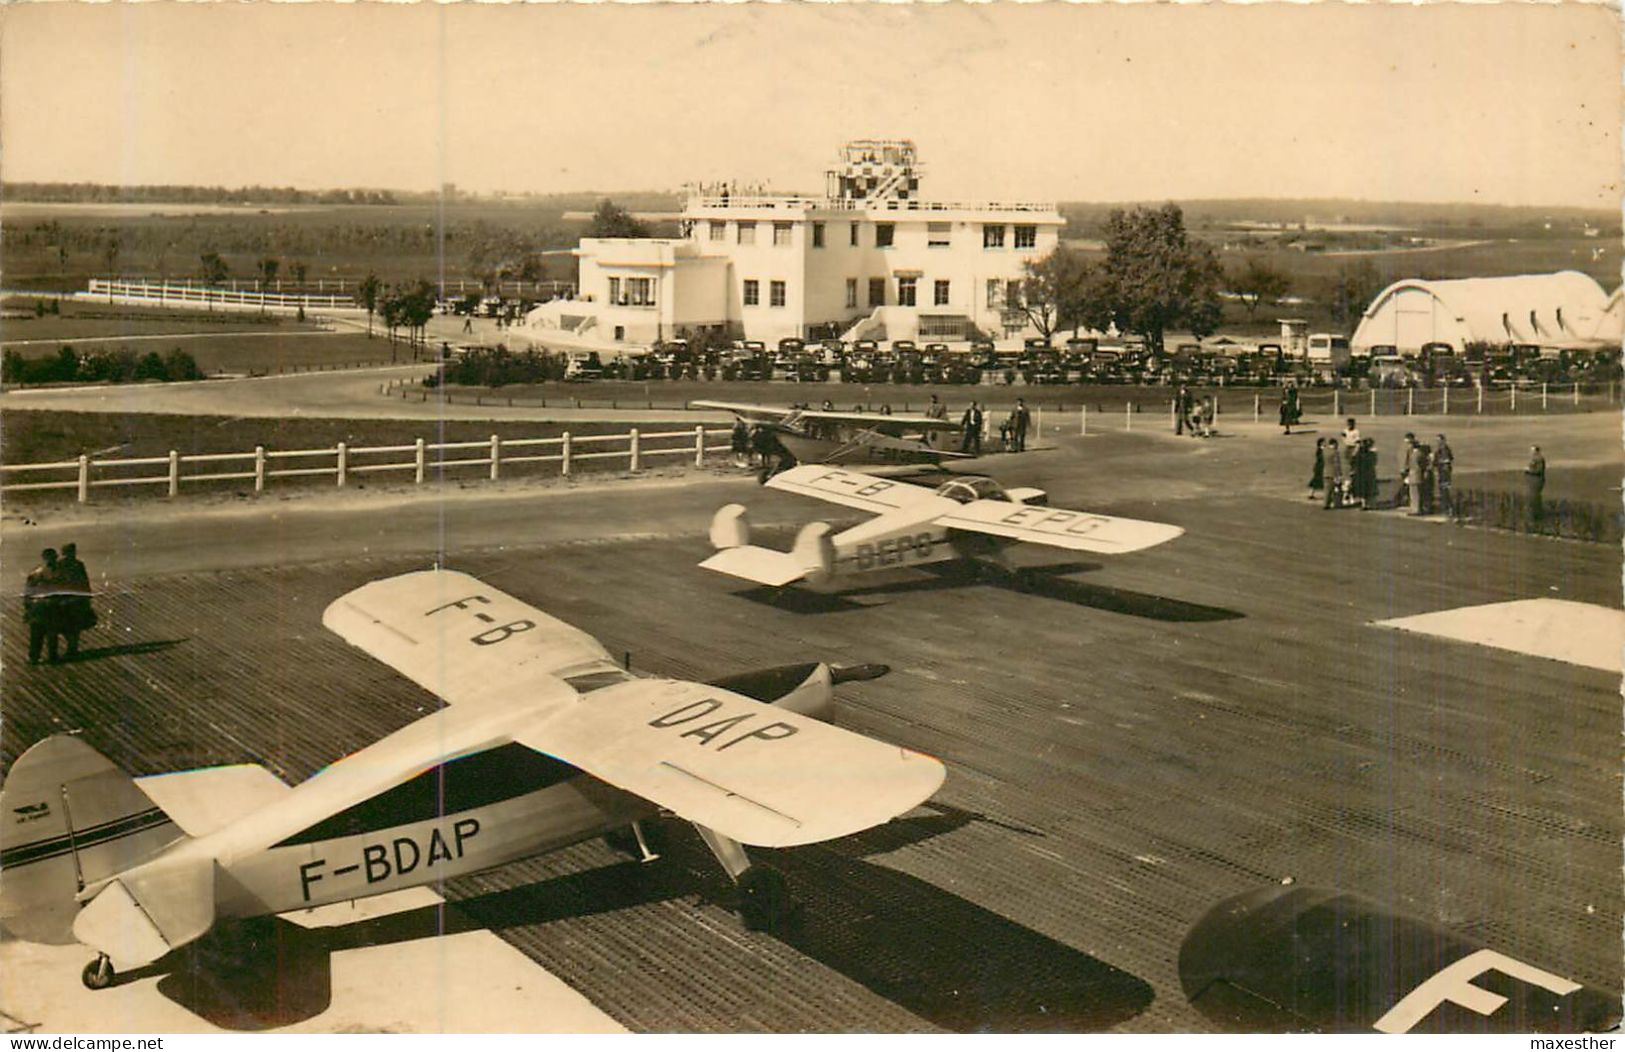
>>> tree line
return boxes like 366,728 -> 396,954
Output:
2,346 -> 204,386
4,182 -> 399,206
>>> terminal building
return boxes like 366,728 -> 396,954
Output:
1350,270 -> 1613,356
521,140 -> 1065,348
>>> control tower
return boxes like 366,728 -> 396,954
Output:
826,139 -> 921,203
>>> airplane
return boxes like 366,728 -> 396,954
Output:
0,569 -> 945,991
692,399 -> 967,467
700,464 -> 1184,589
1181,884 -> 1620,1033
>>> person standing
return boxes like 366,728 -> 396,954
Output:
1012,397 -> 1031,452
1341,418 -> 1361,473
730,418 -> 750,468
1308,438 -> 1326,499
56,542 -> 95,660
1395,433 -> 1417,509
1409,443 -> 1430,515
1279,385 -> 1300,435
24,549 -> 61,666
1175,386 -> 1191,435
1524,445 -> 1546,524
1434,434 -> 1454,517
960,401 -> 984,455
1324,442 -> 1344,509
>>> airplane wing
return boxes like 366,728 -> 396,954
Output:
322,569 -> 633,704
324,571 -> 944,847
137,765 -> 292,838
689,400 -> 793,423
524,678 -> 944,847
935,501 -> 1185,555
765,464 -> 942,514
800,409 -> 960,433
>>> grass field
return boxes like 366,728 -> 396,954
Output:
4,330 -> 413,376
1,296 -> 327,342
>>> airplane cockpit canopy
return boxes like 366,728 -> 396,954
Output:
934,476 -> 1006,504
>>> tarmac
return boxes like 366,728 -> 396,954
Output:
0,409 -> 1618,1032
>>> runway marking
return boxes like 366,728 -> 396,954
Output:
1374,598 -> 1624,673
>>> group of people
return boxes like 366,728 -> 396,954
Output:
1174,387 -> 1218,438
1308,419 -> 1457,516
955,398 -> 1031,455
729,419 -> 797,482
23,544 -> 96,665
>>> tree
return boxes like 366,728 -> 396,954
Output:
199,251 -> 229,286
1324,259 -> 1384,329
586,199 -> 651,239
357,273 -> 382,337
1098,203 -> 1224,355
289,261 -> 309,285
1019,244 -> 1107,342
1229,257 -> 1292,320
257,256 -> 280,289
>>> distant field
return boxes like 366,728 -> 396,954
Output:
1,297 -> 326,342
4,330 -> 408,376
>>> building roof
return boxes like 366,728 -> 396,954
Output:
1360,270 -> 1609,346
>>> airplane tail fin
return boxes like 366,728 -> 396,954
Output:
791,522 -> 836,586
0,736 -> 185,945
709,503 -> 751,549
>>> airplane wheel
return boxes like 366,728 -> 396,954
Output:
736,866 -> 794,932
81,956 -> 114,991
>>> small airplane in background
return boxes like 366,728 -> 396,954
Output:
700,464 -> 1184,589
0,570 -> 944,990
692,400 -> 966,467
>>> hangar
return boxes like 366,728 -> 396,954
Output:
1350,270 -> 1610,356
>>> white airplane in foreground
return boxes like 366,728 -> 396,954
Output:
701,465 -> 1184,589
0,570 -> 945,990
692,400 -> 966,466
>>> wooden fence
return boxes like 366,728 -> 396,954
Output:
2,426 -> 733,503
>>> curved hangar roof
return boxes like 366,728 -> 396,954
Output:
1351,270 -> 1609,354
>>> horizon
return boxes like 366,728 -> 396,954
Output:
4,4 -> 1619,212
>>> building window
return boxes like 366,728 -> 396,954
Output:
898,277 -> 917,307
928,222 -> 951,248
608,277 -> 622,304
739,222 -> 757,246
868,277 -> 886,308
770,280 -> 787,307
812,222 -> 825,249
984,225 -> 1007,249
709,221 -> 726,242
876,223 -> 895,248
845,278 -> 858,309
1007,279 -> 1023,307
743,279 -> 759,307
627,277 -> 654,307
773,222 -> 793,247
850,222 -> 860,246
934,279 -> 950,306
1014,225 -> 1037,249
986,278 -> 1002,307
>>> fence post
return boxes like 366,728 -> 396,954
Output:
489,434 -> 501,480
561,432 -> 572,476
1125,402 -> 1132,431
1170,399 -> 1177,430
1080,405 -> 1088,436
1541,382 -> 1548,411
1333,389 -> 1341,417
630,429 -> 641,472
1511,384 -> 1517,411
168,451 -> 180,498
1407,387 -> 1414,415
336,442 -> 348,487
1253,393 -> 1260,422
1573,381 -> 1580,406
1369,387 -> 1376,416
255,446 -> 266,492
414,438 -> 426,484
77,455 -> 89,503
1036,406 -> 1043,440
1442,384 -> 1449,415
695,425 -> 706,467
1477,382 -> 1484,414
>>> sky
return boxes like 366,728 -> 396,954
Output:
3,2 -> 1620,209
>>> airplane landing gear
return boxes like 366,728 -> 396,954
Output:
81,955 -> 114,991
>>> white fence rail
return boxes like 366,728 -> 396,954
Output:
86,279 -> 355,311
3,426 -> 733,503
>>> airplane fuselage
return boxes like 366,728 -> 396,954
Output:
822,504 -> 1005,582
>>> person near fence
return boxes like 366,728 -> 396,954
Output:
960,402 -> 984,456
1524,445 -> 1546,524
1175,386 -> 1192,435
56,542 -> 96,660
1408,443 -> 1430,515
1341,418 -> 1361,472
1433,434 -> 1454,517
1395,433 -> 1417,509
1323,442 -> 1345,509
1308,438 -> 1326,499
24,549 -> 62,666
1279,385 -> 1301,435
1012,398 -> 1031,452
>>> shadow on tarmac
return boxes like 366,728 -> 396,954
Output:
126,805 -> 1152,1032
